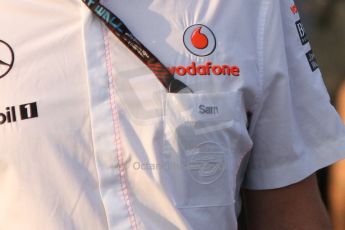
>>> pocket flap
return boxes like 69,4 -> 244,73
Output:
165,92 -> 244,123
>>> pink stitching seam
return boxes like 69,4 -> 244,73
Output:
102,27 -> 138,230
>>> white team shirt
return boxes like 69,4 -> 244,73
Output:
1,0 -> 345,229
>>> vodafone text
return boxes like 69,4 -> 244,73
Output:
169,62 -> 240,77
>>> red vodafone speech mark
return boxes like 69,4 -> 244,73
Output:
183,24 -> 216,56
191,27 -> 209,49
290,4 -> 298,14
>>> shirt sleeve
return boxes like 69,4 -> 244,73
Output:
243,0 -> 345,190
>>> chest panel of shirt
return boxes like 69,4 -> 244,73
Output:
93,1 -> 258,229
104,0 -> 261,111
0,1 -> 107,229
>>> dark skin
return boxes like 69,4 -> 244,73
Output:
243,174 -> 332,230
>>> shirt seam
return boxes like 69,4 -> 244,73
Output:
80,5 -> 110,229
243,135 -> 345,190
102,26 -> 138,230
249,0 -> 271,136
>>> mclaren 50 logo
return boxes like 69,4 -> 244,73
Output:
0,40 -> 15,79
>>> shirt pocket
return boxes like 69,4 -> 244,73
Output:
160,92 -> 253,208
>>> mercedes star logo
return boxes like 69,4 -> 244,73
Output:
0,40 -> 15,79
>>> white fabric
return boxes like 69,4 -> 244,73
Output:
0,0 -> 345,229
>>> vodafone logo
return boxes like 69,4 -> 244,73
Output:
176,24 -> 241,77
0,40 -> 15,79
183,24 -> 216,57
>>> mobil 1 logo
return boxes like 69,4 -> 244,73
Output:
295,20 -> 309,45
0,102 -> 39,125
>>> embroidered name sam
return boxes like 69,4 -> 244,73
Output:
199,105 -> 219,115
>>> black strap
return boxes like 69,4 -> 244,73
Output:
82,0 -> 192,93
